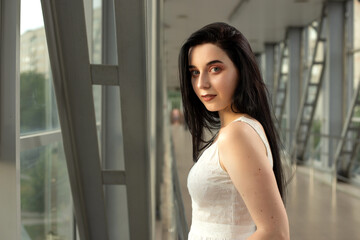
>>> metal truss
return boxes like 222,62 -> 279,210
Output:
335,81 -> 360,180
274,41 -> 289,129
291,7 -> 327,163
41,0 -> 151,239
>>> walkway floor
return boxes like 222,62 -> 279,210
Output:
171,124 -> 360,240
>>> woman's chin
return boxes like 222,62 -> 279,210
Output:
204,105 -> 219,112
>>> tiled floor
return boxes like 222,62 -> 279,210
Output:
172,124 -> 360,240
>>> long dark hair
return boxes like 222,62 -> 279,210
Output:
179,22 -> 286,200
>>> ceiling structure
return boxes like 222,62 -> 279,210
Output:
164,0 -> 326,89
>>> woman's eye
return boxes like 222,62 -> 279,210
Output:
190,70 -> 200,77
210,67 -> 221,73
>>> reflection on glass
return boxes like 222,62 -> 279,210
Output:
21,142 -> 73,240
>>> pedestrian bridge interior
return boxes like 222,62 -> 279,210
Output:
0,0 -> 360,240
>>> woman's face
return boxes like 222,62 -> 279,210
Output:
189,43 -> 239,113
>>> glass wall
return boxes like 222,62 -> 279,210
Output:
20,1 -> 74,239
306,22 -> 324,167
19,0 -> 102,239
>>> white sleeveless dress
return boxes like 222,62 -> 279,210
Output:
187,116 -> 273,240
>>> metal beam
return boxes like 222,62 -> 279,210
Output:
20,130 -> 62,151
91,64 -> 119,86
155,0 -> 165,221
264,43 -> 275,108
321,1 -> 345,167
286,27 -> 302,151
102,0 -> 130,239
102,170 -> 126,185
0,0 -> 21,239
114,0 -> 151,239
40,0 -> 109,239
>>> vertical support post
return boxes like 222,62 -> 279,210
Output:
265,43 -> 276,108
322,2 -> 344,167
102,0 -> 130,239
156,0 -> 165,221
255,53 -> 263,75
301,27 -> 309,95
287,27 -> 302,151
147,0 -> 158,238
114,0 -> 151,239
0,0 -> 21,239
345,0 -> 354,112
41,0 -> 109,239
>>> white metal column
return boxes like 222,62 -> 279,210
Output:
265,43 -> 276,108
0,0 -> 21,239
41,0 -> 109,239
155,0 -> 165,221
114,0 -> 152,239
322,1 -> 345,167
286,27 -> 302,151
102,0 -> 130,239
345,0 -> 354,112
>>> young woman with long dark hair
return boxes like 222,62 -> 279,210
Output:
179,22 -> 289,240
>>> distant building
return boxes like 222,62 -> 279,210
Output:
20,27 -> 50,77
20,7 -> 102,77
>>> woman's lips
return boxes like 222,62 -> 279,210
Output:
201,94 -> 216,101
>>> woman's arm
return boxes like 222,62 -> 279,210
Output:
218,121 -> 289,240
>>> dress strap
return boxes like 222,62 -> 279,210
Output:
232,116 -> 273,167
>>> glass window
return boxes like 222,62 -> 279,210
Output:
20,0 -> 74,239
20,1 -> 59,135
20,142 -> 73,240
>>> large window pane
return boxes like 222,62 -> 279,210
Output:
21,142 -> 73,240
20,1 -> 59,135
20,1 -> 74,239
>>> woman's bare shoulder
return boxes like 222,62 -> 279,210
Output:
217,119 -> 268,168
217,118 -> 264,148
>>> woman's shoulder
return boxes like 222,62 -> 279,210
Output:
217,116 -> 268,161
218,116 -> 263,141
218,120 -> 258,145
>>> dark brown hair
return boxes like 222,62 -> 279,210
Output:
178,22 -> 286,200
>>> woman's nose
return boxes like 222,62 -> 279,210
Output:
197,73 -> 210,89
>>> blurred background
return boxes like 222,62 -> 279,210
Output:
0,0 -> 360,239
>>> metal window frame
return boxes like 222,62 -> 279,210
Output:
101,0 -> 130,239
20,130 -> 62,151
0,0 -> 21,239
40,0 -> 109,239
113,0 -> 152,239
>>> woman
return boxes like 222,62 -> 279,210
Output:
179,22 -> 289,240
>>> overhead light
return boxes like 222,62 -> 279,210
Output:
294,0 -> 309,2
228,0 -> 251,22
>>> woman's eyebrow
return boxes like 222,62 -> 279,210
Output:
188,60 -> 224,69
206,60 -> 223,66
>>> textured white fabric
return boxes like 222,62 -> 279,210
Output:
187,116 -> 273,240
